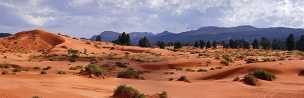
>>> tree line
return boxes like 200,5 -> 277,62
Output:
95,32 -> 304,51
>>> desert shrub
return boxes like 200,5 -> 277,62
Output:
33,66 -> 41,70
115,62 -> 128,68
233,76 -> 240,81
197,69 -> 208,72
57,70 -> 66,74
175,67 -> 183,71
67,49 -> 79,62
0,64 -> 20,69
84,64 -> 106,77
12,68 -> 22,72
32,96 -> 40,98
43,66 -> 52,70
168,78 -> 174,81
251,70 -> 276,81
177,76 -> 190,83
185,68 -> 195,72
1,70 -> 8,75
40,70 -> 47,74
48,55 -> 65,61
220,59 -> 230,66
298,69 -> 304,76
243,74 -> 257,86
69,66 -> 82,70
159,91 -> 168,98
245,58 -> 257,64
117,68 -> 143,79
113,85 -> 146,98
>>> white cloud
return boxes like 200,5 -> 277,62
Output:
1,0 -> 304,37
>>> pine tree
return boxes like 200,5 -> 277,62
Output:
193,41 -> 199,48
113,32 -> 131,45
95,36 -> 101,41
138,36 -> 151,47
260,37 -> 271,50
212,41 -> 217,48
286,34 -> 295,51
252,39 -> 259,49
157,41 -> 166,49
206,41 -> 211,48
174,42 -> 182,49
296,35 -> 304,51
199,40 -> 206,49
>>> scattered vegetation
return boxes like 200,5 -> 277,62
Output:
67,49 -> 79,62
82,64 -> 107,77
243,74 -> 257,86
32,96 -> 40,98
57,70 -> 66,74
251,70 -> 276,81
117,68 -> 144,79
40,70 -> 47,74
159,91 -> 168,98
42,66 -> 52,70
115,62 -> 128,68
113,85 -> 146,98
298,69 -> 304,76
177,75 -> 190,83
69,65 -> 82,70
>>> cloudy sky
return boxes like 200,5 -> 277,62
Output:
1,0 -> 304,37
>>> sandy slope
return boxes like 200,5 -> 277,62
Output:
0,29 -> 304,98
0,60 -> 304,98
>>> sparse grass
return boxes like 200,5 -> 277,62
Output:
12,67 -> 22,72
32,96 -> 40,98
197,68 -> 208,72
117,68 -> 144,79
43,66 -> 52,70
177,75 -> 190,83
113,85 -> 146,98
243,74 -> 257,86
32,66 -> 41,70
69,65 -> 82,70
40,70 -> 47,74
57,70 -> 66,74
251,70 -> 276,81
298,69 -> 304,76
115,62 -> 128,68
83,64 -> 106,77
159,91 -> 168,98
1,70 -> 8,75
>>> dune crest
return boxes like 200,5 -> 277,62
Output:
0,29 -> 65,52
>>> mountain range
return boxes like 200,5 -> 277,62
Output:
92,25 -> 304,44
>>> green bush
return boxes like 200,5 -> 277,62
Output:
159,91 -> 168,98
117,68 -> 143,79
115,62 -> 128,68
57,70 -> 66,74
33,66 -> 41,70
84,64 -> 106,77
177,76 -> 190,83
251,70 -> 276,81
243,74 -> 257,86
67,49 -> 79,62
197,69 -> 208,72
298,69 -> 304,76
43,66 -> 52,70
40,70 -> 47,74
32,96 -> 40,98
12,68 -> 22,72
69,66 -> 82,70
113,85 -> 146,98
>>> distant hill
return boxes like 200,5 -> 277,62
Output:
91,25 -> 304,44
0,33 -> 12,37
